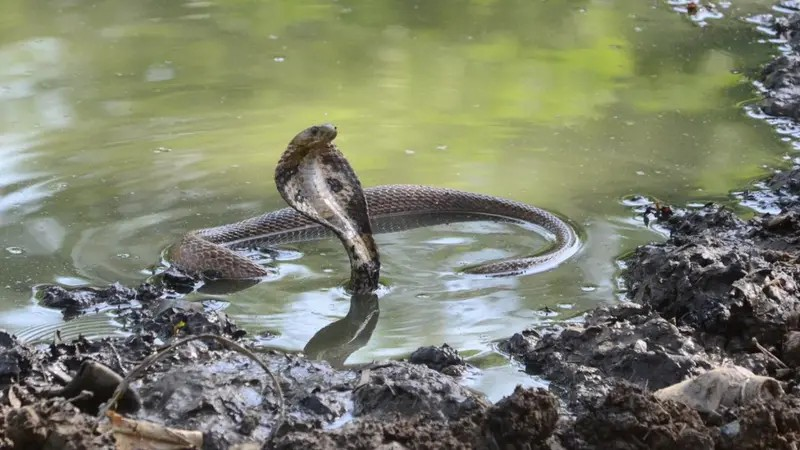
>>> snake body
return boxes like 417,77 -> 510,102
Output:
170,124 -> 579,294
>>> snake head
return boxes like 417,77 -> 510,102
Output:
290,124 -> 338,148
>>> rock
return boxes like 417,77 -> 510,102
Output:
0,332 -> 15,348
499,329 -> 540,356
761,54 -> 800,120
37,282 -> 162,319
48,360 -> 141,415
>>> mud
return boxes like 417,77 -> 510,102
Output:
408,343 -> 467,375
561,383 -> 717,450
0,310 -> 560,450
1,397 -> 114,450
272,386 -> 558,450
37,282 -> 163,319
760,9 -> 800,120
500,302 -> 716,411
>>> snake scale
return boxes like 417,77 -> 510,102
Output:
170,124 -> 580,294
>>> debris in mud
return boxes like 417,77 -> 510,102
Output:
47,360 -> 141,415
716,394 -> 800,449
642,202 -> 674,226
1,397 -> 114,450
654,366 -> 783,413
139,306 -> 247,341
498,154 -> 800,448
106,411 -> 204,450
500,302 -> 714,410
0,329 -> 542,450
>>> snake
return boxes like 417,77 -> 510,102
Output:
169,124 -> 580,295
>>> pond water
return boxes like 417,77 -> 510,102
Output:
0,0 -> 791,398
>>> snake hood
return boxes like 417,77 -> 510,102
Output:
274,123 -> 380,294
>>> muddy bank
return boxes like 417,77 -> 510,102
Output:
500,166 -> 800,449
0,293 -> 569,450
5,278 -> 575,449
752,7 -> 800,124
759,10 -> 800,120
7,244 -> 800,450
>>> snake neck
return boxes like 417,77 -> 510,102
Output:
346,234 -> 381,294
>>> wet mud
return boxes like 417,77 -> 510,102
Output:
0,298 -> 562,450
501,165 -> 800,448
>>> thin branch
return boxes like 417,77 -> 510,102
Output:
752,337 -> 789,369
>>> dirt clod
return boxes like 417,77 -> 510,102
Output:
2,398 -> 113,450
563,383 -> 717,450
409,343 -> 465,374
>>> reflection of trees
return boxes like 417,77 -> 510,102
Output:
0,0 -> 781,220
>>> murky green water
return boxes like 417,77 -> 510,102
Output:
0,0 -> 791,397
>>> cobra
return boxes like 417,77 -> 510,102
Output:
169,124 -> 580,294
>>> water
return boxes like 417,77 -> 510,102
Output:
0,1 -> 791,394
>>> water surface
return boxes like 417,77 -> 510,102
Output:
0,0 -> 791,396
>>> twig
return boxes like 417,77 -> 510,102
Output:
107,411 -> 201,448
752,337 -> 789,369
97,333 -> 285,430
108,342 -> 126,375
66,390 -> 94,404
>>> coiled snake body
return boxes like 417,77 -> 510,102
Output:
170,124 -> 579,294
